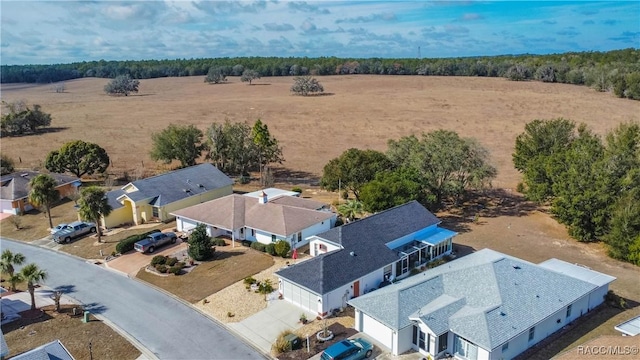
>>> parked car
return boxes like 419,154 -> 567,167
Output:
320,338 -> 373,360
52,221 -> 97,244
50,223 -> 68,235
134,232 -> 177,253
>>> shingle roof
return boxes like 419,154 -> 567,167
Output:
0,171 -> 79,201
276,201 -> 442,294
171,194 -> 334,236
105,164 -> 232,210
11,339 -> 75,360
348,249 -> 616,351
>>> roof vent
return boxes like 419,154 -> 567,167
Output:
183,189 -> 191,193
500,311 -> 506,316
197,183 -> 205,188
536,295 -> 540,298
20,173 -> 29,177
350,251 -> 356,257
512,265 -> 521,270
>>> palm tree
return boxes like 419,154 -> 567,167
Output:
19,263 -> 48,310
28,174 -> 60,229
337,200 -> 364,222
78,186 -> 112,243
0,249 -> 26,291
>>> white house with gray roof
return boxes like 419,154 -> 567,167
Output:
276,201 -> 456,317
348,248 -> 616,359
102,164 -> 233,228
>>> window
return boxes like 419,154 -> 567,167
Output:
383,265 -> 392,280
152,207 -> 159,218
454,335 -> 478,360
566,304 -> 572,318
271,234 -> 276,242
251,229 -> 255,237
528,327 -> 535,342
502,342 -> 509,352
297,232 -> 302,243
413,326 -> 428,351
438,333 -> 448,353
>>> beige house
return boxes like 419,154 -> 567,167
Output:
1,171 -> 80,215
102,164 -> 232,228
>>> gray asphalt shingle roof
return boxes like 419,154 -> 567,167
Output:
11,339 -> 75,360
349,249 -> 615,351
106,164 -> 232,209
0,171 -> 79,201
276,201 -> 441,295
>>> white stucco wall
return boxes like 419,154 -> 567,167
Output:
309,237 -> 342,256
292,219 -> 334,248
397,326 -> 414,355
323,265 -> 390,314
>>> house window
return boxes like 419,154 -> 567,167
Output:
502,342 -> 509,352
438,333 -> 448,353
271,234 -> 276,242
251,229 -> 255,237
152,207 -> 159,218
383,265 -> 392,280
454,335 -> 478,360
297,232 -> 302,243
566,304 -> 572,318
412,326 -> 428,351
528,327 -> 535,342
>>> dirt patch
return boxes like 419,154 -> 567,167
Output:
1,304 -> 140,359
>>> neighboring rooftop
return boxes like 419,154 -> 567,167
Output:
171,194 -> 334,236
348,249 -> 616,351
243,188 -> 300,200
276,201 -> 445,295
106,163 -> 232,209
0,171 -> 79,201
10,339 -> 75,360
614,315 -> 640,336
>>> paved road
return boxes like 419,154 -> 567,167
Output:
1,238 -> 267,360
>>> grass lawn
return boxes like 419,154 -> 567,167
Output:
136,245 -> 274,303
60,222 -> 175,259
0,199 -> 80,241
1,304 -> 140,360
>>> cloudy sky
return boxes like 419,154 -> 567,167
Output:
1,1 -> 638,65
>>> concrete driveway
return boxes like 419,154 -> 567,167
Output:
1,287 -> 76,325
228,300 -> 315,354
106,240 -> 188,277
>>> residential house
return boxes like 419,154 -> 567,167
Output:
9,339 -> 75,360
276,201 -> 456,317
348,248 -> 616,359
171,191 -> 335,247
0,171 -> 80,214
102,164 -> 232,228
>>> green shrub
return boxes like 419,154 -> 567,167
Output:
265,243 -> 276,256
155,264 -> 168,273
291,187 -> 302,194
151,255 -> 167,266
274,240 -> 291,258
188,224 -> 214,261
241,240 -> 252,247
251,241 -> 266,252
244,276 -> 257,285
176,261 -> 185,268
169,264 -> 183,275
258,279 -> 274,294
212,238 -> 227,246
273,330 -> 295,354
116,229 -> 161,254
166,257 -> 178,266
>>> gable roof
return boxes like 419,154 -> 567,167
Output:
276,201 -> 443,295
0,171 -> 79,201
171,194 -> 334,236
11,339 -> 75,360
348,249 -> 616,351
106,164 -> 232,210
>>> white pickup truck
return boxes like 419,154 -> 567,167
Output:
134,232 -> 177,253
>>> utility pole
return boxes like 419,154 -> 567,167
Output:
418,46 -> 421,59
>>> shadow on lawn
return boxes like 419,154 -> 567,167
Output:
212,250 -> 247,261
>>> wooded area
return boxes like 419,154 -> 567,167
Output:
2,48 -> 639,99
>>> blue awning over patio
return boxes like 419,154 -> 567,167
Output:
415,228 -> 457,245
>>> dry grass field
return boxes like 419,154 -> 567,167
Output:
1,75 -> 638,188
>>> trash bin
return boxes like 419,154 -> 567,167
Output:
283,333 -> 301,350
82,311 -> 90,323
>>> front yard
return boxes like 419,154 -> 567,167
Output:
0,199 -> 80,241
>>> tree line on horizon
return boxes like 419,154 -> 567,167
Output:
2,48 -> 639,100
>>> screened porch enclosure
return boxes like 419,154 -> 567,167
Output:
392,228 -> 455,278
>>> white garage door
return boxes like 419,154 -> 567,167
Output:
362,314 -> 393,350
0,200 -> 15,214
177,217 -> 198,232
283,281 -> 315,313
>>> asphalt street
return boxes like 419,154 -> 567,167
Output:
1,238 -> 267,360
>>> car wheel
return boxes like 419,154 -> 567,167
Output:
149,246 -> 155,253
171,238 -> 176,244
90,227 -> 97,233
365,350 -> 372,358
65,237 -> 71,244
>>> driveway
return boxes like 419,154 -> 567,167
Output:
228,300 -> 315,354
1,238 -> 266,360
107,240 -> 188,277
1,286 -> 76,325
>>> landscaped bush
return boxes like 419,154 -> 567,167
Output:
244,276 -> 257,286
155,264 -> 168,273
169,263 -> 184,275
116,229 -> 161,254
166,257 -> 178,266
274,240 -> 291,258
265,243 -> 276,256
291,187 -> 302,194
241,240 -> 252,247
151,255 -> 167,266
211,238 -> 227,246
251,242 -> 266,252
258,279 -> 274,294
273,330 -> 295,354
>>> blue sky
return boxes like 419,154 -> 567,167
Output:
1,1 -> 638,65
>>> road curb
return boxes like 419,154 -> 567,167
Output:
92,313 -> 159,360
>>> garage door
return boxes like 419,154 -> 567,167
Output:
0,200 -> 15,214
177,217 -> 198,232
362,313 -> 393,350
283,281 -> 315,313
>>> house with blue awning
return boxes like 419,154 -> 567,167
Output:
276,201 -> 456,317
